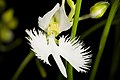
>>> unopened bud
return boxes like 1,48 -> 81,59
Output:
90,1 -> 110,19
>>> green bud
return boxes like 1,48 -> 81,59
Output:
0,28 -> 14,43
90,1 -> 110,19
2,8 -> 14,22
7,18 -> 18,30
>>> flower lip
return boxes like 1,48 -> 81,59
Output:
26,28 -> 92,78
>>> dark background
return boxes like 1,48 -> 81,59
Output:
0,0 -> 119,80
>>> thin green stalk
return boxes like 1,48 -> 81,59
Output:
35,59 -> 47,78
89,0 -> 119,80
11,51 -> 34,80
70,0 -> 82,39
109,15 -> 120,80
109,42 -> 120,80
81,18 -> 120,39
67,0 -> 82,80
81,19 -> 106,39
0,38 -> 22,52
79,14 -> 90,21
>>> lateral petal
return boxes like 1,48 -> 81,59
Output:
59,36 -> 92,72
26,29 -> 51,65
54,5 -> 72,32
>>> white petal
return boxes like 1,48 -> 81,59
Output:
26,29 -> 51,65
38,3 -> 60,31
54,5 -> 71,32
48,35 -> 67,78
59,36 -> 92,72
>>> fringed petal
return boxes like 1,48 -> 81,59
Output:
26,29 -> 51,65
59,36 -> 92,73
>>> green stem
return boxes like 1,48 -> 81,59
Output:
81,19 -> 106,39
109,41 -> 120,80
109,13 -> 120,80
89,0 -> 119,80
11,51 -> 34,80
70,0 -> 82,39
79,14 -> 90,21
35,59 -> 47,78
0,38 -> 22,52
81,17 -> 120,39
67,0 -> 82,80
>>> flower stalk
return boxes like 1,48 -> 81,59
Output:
70,0 -> 82,39
67,0 -> 82,80
89,0 -> 119,80
11,51 -> 34,80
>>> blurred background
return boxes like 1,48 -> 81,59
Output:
0,0 -> 120,80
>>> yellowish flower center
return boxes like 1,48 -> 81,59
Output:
47,17 -> 60,37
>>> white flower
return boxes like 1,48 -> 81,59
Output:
38,3 -> 72,34
26,29 -> 92,78
26,1 -> 92,78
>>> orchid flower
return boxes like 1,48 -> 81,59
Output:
38,3 -> 72,36
26,2 -> 91,78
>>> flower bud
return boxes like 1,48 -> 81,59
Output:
90,1 -> 110,19
2,8 -> 14,22
0,28 -> 14,43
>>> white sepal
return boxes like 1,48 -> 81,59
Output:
38,3 -> 60,31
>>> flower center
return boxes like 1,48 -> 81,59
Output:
47,17 -> 60,37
